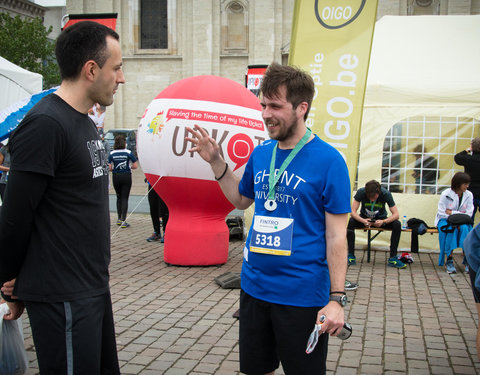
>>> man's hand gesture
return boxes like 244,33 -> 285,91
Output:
185,124 -> 222,165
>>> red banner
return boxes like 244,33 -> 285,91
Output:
62,13 -> 118,31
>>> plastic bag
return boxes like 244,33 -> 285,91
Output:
0,303 -> 28,375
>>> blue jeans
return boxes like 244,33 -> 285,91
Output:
438,218 -> 472,266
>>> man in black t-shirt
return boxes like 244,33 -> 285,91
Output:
455,138 -> 480,221
0,21 -> 125,374
347,180 -> 405,269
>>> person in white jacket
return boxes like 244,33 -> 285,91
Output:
435,172 -> 474,273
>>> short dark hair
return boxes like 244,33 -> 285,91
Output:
413,144 -> 427,154
451,172 -> 470,191
114,135 -> 126,150
260,62 -> 315,121
471,138 -> 480,153
55,21 -> 119,80
365,180 -> 381,199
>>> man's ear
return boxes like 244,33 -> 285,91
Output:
84,60 -> 98,81
296,101 -> 308,118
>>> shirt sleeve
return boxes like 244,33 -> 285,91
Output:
323,154 -> 351,214
385,191 -> 395,207
10,114 -> 65,177
454,150 -> 469,166
0,171 -> 51,298
353,189 -> 363,202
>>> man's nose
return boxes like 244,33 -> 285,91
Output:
117,70 -> 126,84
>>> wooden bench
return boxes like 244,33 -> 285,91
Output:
358,227 -> 439,262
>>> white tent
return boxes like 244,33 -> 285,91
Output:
0,56 -> 43,112
357,15 -> 480,251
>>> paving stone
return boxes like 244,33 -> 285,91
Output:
19,211 -> 478,374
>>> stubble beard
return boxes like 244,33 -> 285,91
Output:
270,114 -> 298,143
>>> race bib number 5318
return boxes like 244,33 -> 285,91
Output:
250,216 -> 294,256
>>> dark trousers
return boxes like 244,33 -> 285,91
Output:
147,187 -> 169,235
25,292 -> 120,375
0,183 -> 5,201
112,173 -> 132,221
347,217 -> 401,258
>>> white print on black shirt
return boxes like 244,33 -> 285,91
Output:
87,139 -> 109,178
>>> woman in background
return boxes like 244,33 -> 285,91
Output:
108,135 -> 138,227
435,172 -> 473,274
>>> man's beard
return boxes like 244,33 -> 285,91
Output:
270,114 -> 298,143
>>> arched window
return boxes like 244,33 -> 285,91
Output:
407,0 -> 440,15
381,116 -> 479,194
221,1 -> 248,54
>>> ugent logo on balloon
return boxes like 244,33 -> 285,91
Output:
314,0 -> 366,29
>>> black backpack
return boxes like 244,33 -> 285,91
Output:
440,213 -> 473,233
407,218 -> 429,235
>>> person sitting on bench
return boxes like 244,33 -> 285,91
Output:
347,180 -> 405,268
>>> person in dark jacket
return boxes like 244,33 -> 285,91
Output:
455,137 -> 480,221
463,223 -> 480,360
0,21 -> 125,374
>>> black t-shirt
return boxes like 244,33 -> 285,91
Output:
455,150 -> 480,199
5,94 -> 110,302
354,187 -> 396,219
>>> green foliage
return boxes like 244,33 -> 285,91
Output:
0,13 -> 61,89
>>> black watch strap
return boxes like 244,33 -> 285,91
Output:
329,291 -> 346,295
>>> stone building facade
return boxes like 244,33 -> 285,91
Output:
64,0 -> 480,131
0,0 -> 45,19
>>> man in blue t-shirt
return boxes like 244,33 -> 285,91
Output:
186,62 -> 351,374
347,179 -> 405,268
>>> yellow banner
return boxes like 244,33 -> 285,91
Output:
289,0 -> 378,189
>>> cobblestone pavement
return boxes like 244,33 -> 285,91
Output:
21,211 -> 480,374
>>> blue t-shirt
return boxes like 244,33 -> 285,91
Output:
238,135 -> 351,307
465,224 -> 480,291
108,149 -> 137,174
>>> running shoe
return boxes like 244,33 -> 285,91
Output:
348,254 -> 356,266
116,220 -> 122,226
465,265 -> 469,274
446,258 -> 456,274
387,257 -> 407,269
345,280 -> 358,291
160,237 -> 165,243
146,232 -> 161,242
121,221 -> 130,228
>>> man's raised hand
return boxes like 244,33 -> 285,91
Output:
185,124 -> 221,164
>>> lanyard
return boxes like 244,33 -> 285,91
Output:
264,128 -> 312,211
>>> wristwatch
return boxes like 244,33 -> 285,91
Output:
329,293 -> 348,307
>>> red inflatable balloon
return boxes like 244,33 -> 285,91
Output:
137,76 -> 268,265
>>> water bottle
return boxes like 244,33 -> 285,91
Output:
402,215 -> 407,230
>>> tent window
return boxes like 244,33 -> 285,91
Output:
381,116 -> 479,195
